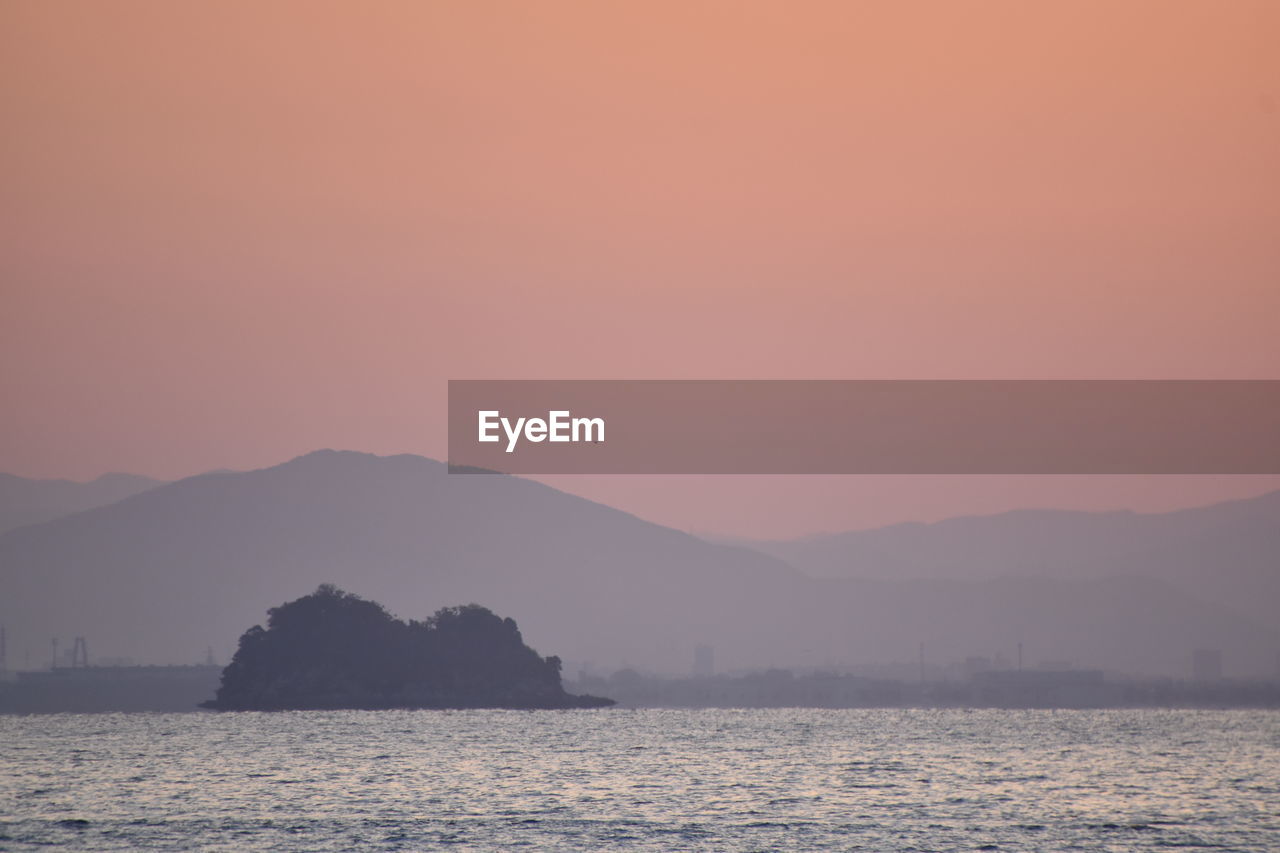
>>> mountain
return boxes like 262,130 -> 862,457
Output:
0,451 -> 1275,678
0,472 -> 164,535
0,451 -> 804,673
746,492 -> 1280,629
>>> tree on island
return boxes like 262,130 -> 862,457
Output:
202,585 -> 613,711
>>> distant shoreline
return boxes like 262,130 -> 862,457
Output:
4,665 -> 1279,713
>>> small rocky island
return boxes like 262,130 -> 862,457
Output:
202,585 -> 614,711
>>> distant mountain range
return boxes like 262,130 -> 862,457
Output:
743,492 -> 1280,630
0,451 -> 1275,678
0,472 -> 165,536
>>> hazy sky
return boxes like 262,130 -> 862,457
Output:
2,1 -> 1277,535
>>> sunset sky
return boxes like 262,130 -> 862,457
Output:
2,1 -> 1277,536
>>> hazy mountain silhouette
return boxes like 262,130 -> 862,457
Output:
0,451 -> 804,673
745,492 -> 1280,629
0,451 -> 1275,677
0,472 -> 164,535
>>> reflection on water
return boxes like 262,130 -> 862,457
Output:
2,708 -> 1278,850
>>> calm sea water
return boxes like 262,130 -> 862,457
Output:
2,708 -> 1277,851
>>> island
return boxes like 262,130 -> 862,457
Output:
201,585 -> 614,711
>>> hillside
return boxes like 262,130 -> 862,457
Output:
0,451 -> 804,673
0,472 -> 164,535
1,451 -> 1275,677
748,492 -> 1280,628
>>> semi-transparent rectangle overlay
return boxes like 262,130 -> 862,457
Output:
448,380 -> 1280,474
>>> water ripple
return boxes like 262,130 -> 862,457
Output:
1,708 -> 1277,850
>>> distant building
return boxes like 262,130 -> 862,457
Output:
693,644 -> 715,678
1192,649 -> 1223,681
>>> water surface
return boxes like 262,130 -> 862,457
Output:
2,708 -> 1277,850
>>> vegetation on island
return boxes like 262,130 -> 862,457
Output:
202,585 -> 614,711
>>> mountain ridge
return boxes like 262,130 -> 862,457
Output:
743,490 -> 1280,628
0,471 -> 166,536
1,450 -> 1275,677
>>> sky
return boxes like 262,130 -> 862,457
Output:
2,1 -> 1278,536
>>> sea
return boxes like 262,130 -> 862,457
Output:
2,708 -> 1277,851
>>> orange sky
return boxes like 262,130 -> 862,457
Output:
2,1 -> 1277,535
